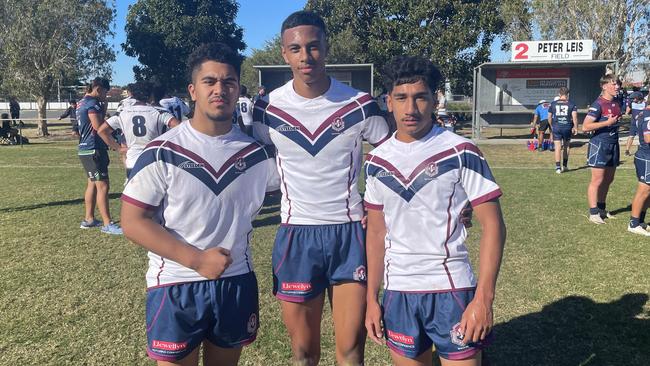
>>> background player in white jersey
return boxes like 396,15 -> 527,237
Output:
624,91 -> 646,157
236,85 -> 253,135
121,42 -> 278,366
365,56 -> 506,366
252,11 -> 390,366
97,81 -> 179,178
160,93 -> 191,122
116,84 -> 137,114
547,87 -> 578,173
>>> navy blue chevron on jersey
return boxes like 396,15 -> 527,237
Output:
77,96 -> 107,153
251,78 -> 390,225
363,126 -> 501,292
587,96 -> 622,143
549,99 -> 577,129
122,122 -> 279,288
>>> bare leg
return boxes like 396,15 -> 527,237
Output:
390,348 -> 433,366
156,345 -> 200,366
203,340 -> 243,366
588,168 -> 605,209
280,293 -> 325,366
84,178 -> 97,222
597,167 -> 616,204
440,352 -> 482,366
95,179 -> 112,226
630,183 -> 650,218
331,282 -> 366,365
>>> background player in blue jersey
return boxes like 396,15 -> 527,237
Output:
77,77 -> 124,234
582,74 -> 622,224
628,104 -> 650,236
531,100 -> 551,151
365,56 -> 506,366
548,87 -> 578,173
624,91 -> 646,156
122,43 -> 277,366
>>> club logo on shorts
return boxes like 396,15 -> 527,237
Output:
331,117 -> 345,132
234,157 -> 247,171
247,313 -> 258,334
353,265 -> 367,281
178,161 -> 204,169
424,162 -> 438,177
450,322 -> 468,347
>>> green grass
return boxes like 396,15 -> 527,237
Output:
0,138 -> 649,365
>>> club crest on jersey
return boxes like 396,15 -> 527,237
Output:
234,157 -> 247,171
424,162 -> 438,177
247,313 -> 258,334
353,265 -> 367,281
331,117 -> 345,132
178,161 -> 204,169
450,322 -> 468,348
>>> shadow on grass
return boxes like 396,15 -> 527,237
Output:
253,214 -> 281,228
0,193 -> 121,213
566,165 -> 590,172
609,204 -> 632,216
483,293 -> 650,366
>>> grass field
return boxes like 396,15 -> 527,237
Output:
1,128 -> 649,365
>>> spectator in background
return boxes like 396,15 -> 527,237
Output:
1,113 -> 19,144
252,85 -> 266,104
58,100 -> 79,137
436,89 -> 447,116
531,100 -> 552,152
9,97 -> 21,126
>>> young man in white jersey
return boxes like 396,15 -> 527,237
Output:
97,81 -> 180,179
236,85 -> 254,135
252,11 -> 390,366
121,42 -> 278,366
364,56 -> 506,366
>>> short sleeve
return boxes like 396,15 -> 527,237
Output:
121,147 -> 168,210
363,160 -> 384,211
158,111 -> 175,127
180,101 -> 191,117
458,143 -> 502,207
106,115 -> 121,130
587,101 -> 602,120
263,145 -> 280,193
642,113 -> 650,136
361,99 -> 390,146
570,102 -> 578,112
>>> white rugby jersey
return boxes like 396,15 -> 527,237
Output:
252,78 -> 390,225
236,96 -> 254,127
160,97 -> 191,121
116,97 -> 137,113
107,103 -> 175,169
122,122 -> 279,288
364,127 -> 502,292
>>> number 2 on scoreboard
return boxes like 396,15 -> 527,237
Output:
514,43 -> 529,60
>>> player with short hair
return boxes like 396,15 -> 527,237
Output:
236,85 -> 254,135
364,55 -> 506,366
251,10 -> 390,366
77,77 -> 124,234
117,84 -> 137,113
121,42 -> 278,366
628,103 -> 650,236
624,91 -> 646,156
583,74 -> 622,224
531,100 -> 551,151
97,81 -> 179,179
548,87 -> 578,173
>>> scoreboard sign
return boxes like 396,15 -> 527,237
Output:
511,40 -> 593,62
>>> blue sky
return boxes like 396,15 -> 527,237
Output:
111,0 -> 507,86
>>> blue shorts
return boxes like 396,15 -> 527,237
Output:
587,140 -> 620,168
634,155 -> 650,184
552,127 -> 572,141
382,289 -> 490,360
145,272 -> 259,362
272,222 -> 366,302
